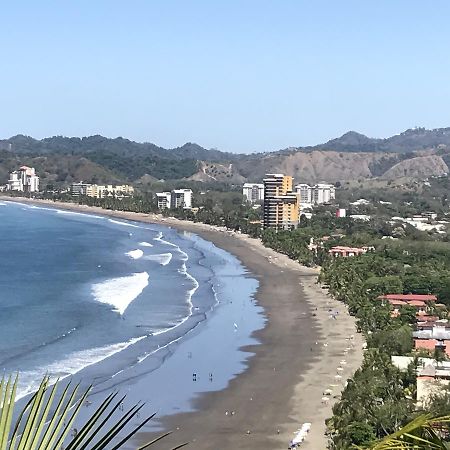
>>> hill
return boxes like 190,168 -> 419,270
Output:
1,127 -> 450,187
310,127 -> 450,153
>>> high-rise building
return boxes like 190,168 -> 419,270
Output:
156,192 -> 171,209
171,189 -> 193,209
295,183 -> 313,205
263,174 -> 299,230
156,189 -> 193,210
313,183 -> 335,204
295,183 -> 336,206
242,183 -> 264,203
7,166 -> 39,192
7,172 -> 22,191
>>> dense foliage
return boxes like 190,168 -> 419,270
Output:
258,216 -> 450,448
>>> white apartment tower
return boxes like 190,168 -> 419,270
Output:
171,189 -> 193,209
313,183 -> 335,204
7,166 -> 39,192
295,183 -> 335,205
295,184 -> 313,205
156,192 -> 172,209
242,183 -> 264,203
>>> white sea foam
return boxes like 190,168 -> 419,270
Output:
143,253 -> 172,266
135,235 -> 199,365
16,336 -> 146,400
56,210 -> 104,220
92,272 -> 149,315
0,202 -> 6,206
108,219 -> 142,228
139,242 -> 153,247
153,232 -> 188,260
126,249 -> 144,260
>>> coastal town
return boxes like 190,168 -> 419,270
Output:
2,164 -> 450,448
2,3 -> 450,449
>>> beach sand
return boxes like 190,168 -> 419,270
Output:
1,198 -> 364,449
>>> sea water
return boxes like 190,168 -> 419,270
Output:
0,201 -> 264,420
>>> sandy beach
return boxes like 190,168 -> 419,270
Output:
1,197 -> 364,449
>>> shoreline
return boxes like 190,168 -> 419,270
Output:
1,197 -> 364,449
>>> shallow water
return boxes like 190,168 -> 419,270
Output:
0,201 -> 265,426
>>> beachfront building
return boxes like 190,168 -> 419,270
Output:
294,183 -> 336,206
263,174 -> 299,230
156,189 -> 193,210
69,182 -> 134,199
70,182 -> 91,197
97,184 -> 135,199
7,166 -> 40,193
156,192 -> 171,209
328,245 -> 374,258
242,183 -> 264,203
171,189 -> 193,209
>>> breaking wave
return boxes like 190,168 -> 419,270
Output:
92,272 -> 149,315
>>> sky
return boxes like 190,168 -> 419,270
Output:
1,1 -> 450,153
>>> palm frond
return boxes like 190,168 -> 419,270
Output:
361,414 -> 450,449
0,374 -> 187,449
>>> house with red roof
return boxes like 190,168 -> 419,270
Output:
377,294 -> 438,317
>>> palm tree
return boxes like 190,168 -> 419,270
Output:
0,375 -> 187,449
359,414 -> 450,449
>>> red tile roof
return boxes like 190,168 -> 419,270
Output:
408,300 -> 427,307
415,339 -> 437,350
379,294 -> 437,302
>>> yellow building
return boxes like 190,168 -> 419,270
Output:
70,183 -> 134,199
263,174 -> 299,230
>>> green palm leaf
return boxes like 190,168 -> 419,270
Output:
0,375 -> 186,449
358,414 -> 450,449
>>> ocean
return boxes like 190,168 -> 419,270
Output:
0,200 -> 265,422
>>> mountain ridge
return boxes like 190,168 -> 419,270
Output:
2,127 -> 450,186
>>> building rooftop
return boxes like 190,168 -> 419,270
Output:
329,246 -> 367,252
379,294 -> 437,302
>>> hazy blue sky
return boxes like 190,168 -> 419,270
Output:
1,1 -> 450,153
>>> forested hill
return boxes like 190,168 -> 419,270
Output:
0,135 -> 238,182
2,135 -> 239,161
309,127 -> 450,153
2,127 -> 450,186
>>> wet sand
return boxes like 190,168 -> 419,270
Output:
1,198 -> 364,449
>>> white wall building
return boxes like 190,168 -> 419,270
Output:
295,183 -> 335,206
313,183 -> 335,204
242,183 -> 264,203
70,182 -> 91,197
156,192 -> 171,209
7,166 -> 39,192
295,183 -> 313,205
7,172 -> 22,191
171,189 -> 193,209
157,189 -> 193,210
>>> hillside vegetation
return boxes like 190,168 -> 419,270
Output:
2,127 -> 450,186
